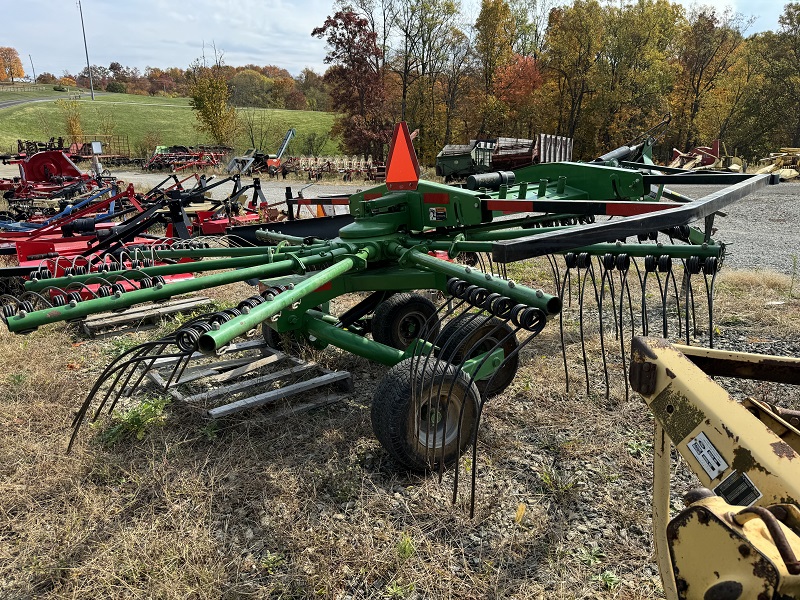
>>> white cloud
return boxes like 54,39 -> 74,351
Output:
3,0 -> 332,77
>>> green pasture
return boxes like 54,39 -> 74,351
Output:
0,89 -> 340,156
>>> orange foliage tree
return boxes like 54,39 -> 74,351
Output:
0,47 -> 25,83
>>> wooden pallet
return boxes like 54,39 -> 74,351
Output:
146,339 -> 352,419
80,296 -> 213,338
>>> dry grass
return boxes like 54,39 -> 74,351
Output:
1,266 -> 798,599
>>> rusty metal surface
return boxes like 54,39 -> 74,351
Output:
675,343 -> 800,385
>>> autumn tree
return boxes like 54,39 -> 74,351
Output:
439,26 -> 474,145
295,68 -> 329,111
745,4 -> 800,151
474,0 -> 516,93
0,47 -> 25,83
312,9 -> 391,157
589,0 -> 681,153
493,54 -> 542,137
36,72 -> 57,84
188,59 -> 238,146
230,69 -> 273,107
509,0 -> 552,59
669,7 -> 751,152
540,0 -> 604,148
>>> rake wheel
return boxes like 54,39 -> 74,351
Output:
261,323 -> 307,354
371,357 -> 479,471
436,314 -> 519,397
372,293 -> 440,350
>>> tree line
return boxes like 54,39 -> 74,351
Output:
312,0 -> 800,164
6,0 -> 800,164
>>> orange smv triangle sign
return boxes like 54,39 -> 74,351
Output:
385,122 -> 420,191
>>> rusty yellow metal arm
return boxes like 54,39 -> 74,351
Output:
630,337 -> 800,507
630,337 -> 800,599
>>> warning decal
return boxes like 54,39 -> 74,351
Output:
714,471 -> 762,507
686,432 -> 728,480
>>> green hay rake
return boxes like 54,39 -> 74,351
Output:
1,122 -> 777,510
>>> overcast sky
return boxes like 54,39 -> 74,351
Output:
0,0 -> 789,80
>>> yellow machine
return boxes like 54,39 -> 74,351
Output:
630,337 -> 800,599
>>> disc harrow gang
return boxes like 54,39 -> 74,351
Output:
0,121 -> 780,512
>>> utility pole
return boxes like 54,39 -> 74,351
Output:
77,0 -> 95,100
28,54 -> 36,82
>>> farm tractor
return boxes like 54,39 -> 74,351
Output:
2,121 -> 798,598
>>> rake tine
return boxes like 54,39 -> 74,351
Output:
429,304 -> 492,473
577,257 -> 591,395
68,340 -> 175,452
666,261 -> 683,340
446,317 -> 512,506
408,282 -> 475,470
599,254 -> 619,340
615,254 -> 632,402
163,351 -> 195,389
103,341 -> 177,415
410,297 -> 471,472
586,256 -> 610,401
681,264 -> 691,345
546,254 -> 562,297
559,261 -> 572,395
465,309 -> 546,517
704,258 -> 720,348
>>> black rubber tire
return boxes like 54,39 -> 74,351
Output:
372,293 -> 440,350
436,314 -> 519,397
261,322 -> 305,353
371,357 -> 479,472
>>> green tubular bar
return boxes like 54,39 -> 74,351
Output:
25,245 -> 336,292
391,243 -> 562,315
305,313 -> 405,366
256,229 -> 325,245
196,247 -> 375,354
6,249 -> 351,333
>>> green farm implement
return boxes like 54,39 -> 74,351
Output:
1,122 -> 777,508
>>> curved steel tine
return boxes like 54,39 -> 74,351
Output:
705,268 -> 719,349
405,292 -> 469,468
102,340 -> 178,414
632,258 -> 648,335
464,312 -> 547,517
425,305 -> 492,472
547,254 -> 561,297
559,260 -> 571,394
599,257 -> 619,340
682,263 -> 691,345
408,296 -> 471,469
688,277 -> 697,341
617,263 -> 633,402
666,265 -> 682,340
577,264 -> 590,394
438,317 -> 511,503
587,258 -> 610,401
653,269 -> 666,337
68,340 -> 177,451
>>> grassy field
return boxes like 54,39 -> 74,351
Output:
0,89 -> 340,157
0,262 -> 797,599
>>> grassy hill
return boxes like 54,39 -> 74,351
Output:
0,89 -> 340,157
